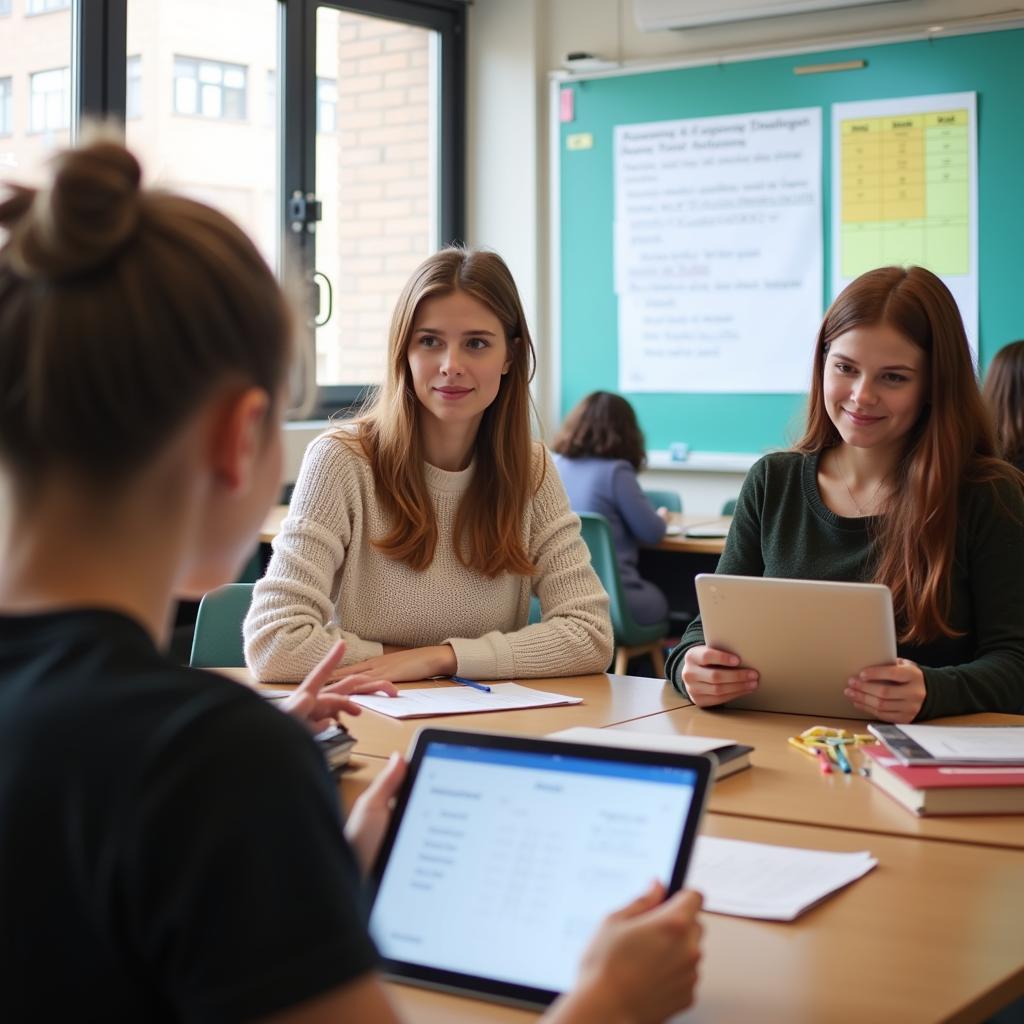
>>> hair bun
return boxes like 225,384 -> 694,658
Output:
7,136 -> 142,281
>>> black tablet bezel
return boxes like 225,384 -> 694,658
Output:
367,727 -> 714,1009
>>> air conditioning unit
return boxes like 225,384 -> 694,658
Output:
634,0 -> 902,32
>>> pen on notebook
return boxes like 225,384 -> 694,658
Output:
451,675 -> 492,693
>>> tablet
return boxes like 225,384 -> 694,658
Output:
368,728 -> 712,1009
695,574 -> 897,719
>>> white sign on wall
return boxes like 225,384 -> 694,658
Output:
614,108 -> 823,393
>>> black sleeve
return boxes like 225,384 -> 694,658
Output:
919,477 -> 1024,718
665,458 -> 767,691
121,691 -> 377,1024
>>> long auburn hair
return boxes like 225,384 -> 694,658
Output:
983,339 -> 1024,466
795,266 -> 1018,644
551,391 -> 647,470
334,247 -> 538,577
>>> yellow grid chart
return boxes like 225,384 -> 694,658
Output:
840,109 -> 969,277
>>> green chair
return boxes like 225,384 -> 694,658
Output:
578,512 -> 669,677
721,498 -> 738,515
190,583 -> 254,668
643,488 -> 682,514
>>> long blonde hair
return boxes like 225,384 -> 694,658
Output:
335,247 -> 539,576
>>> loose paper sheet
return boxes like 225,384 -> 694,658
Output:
350,683 -> 582,720
688,836 -> 877,920
614,108 -> 823,393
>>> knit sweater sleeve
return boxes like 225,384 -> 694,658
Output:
243,435 -> 384,682
445,447 -> 614,679
665,456 -> 768,692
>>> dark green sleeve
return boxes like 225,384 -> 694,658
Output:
665,459 -> 768,692
918,477 -> 1024,719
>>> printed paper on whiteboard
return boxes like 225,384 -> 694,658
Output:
831,92 -> 978,357
613,108 -> 823,394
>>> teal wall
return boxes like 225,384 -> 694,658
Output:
559,28 -> 1024,453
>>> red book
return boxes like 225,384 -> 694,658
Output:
861,745 -> 1024,816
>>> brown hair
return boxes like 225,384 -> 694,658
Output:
983,340 -> 1024,467
795,265 -> 1018,644
335,247 -> 538,577
0,133 -> 291,497
551,391 -> 646,470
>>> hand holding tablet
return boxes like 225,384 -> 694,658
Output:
368,729 -> 712,1011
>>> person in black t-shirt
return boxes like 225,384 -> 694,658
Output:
0,136 -> 703,1023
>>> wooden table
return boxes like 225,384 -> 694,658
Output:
222,669 -> 691,760
610,706 -> 1024,851
258,507 -> 733,555
383,812 -> 1024,1024
653,514 -> 732,555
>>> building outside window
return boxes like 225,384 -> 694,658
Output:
29,67 -> 70,133
173,56 -> 247,120
0,78 -> 11,136
316,76 -> 336,134
26,0 -> 69,13
126,55 -> 142,119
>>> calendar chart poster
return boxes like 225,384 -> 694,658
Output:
831,92 -> 978,355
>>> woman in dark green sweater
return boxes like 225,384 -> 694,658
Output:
667,266 -> 1024,722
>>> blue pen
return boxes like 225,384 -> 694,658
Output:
451,675 -> 492,693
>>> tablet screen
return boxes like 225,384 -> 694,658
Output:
369,733 -> 708,1004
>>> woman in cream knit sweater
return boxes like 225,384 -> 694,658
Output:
244,248 -> 613,683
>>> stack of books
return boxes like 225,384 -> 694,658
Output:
862,724 -> 1024,816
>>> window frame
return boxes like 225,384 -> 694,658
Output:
172,54 -> 249,122
287,0 -> 466,420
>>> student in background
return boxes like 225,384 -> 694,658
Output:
0,139 -> 702,1022
245,248 -> 613,683
668,266 -> 1024,722
551,391 -> 671,626
983,339 -> 1024,471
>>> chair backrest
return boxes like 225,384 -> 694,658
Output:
643,488 -> 682,514
190,583 -> 255,668
721,498 -> 738,516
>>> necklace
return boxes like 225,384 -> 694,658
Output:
838,448 -> 887,517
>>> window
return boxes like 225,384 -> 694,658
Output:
29,67 -> 70,133
316,76 -> 336,134
26,0 -> 69,12
0,78 -> 11,137
126,56 -> 142,119
173,56 -> 247,120
128,1 -> 279,271
0,0 -> 12,17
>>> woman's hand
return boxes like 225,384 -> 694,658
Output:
551,883 -> 703,1024
282,640 -> 398,732
680,644 -> 758,708
846,658 -> 926,723
338,644 -> 458,684
656,506 -> 671,522
344,753 -> 407,874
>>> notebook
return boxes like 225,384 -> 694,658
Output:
868,724 -> 1024,765
547,726 -> 753,780
862,744 -> 1024,815
368,729 -> 713,1009
350,683 -> 582,719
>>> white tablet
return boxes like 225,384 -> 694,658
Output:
368,728 -> 713,1009
695,574 -> 897,719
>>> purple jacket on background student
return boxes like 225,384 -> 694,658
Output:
552,454 -> 670,626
